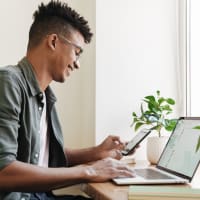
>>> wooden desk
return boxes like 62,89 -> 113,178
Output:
81,160 -> 200,200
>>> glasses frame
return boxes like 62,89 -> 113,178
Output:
58,35 -> 83,62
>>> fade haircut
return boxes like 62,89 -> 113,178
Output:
28,0 -> 93,50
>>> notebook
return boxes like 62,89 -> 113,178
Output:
128,186 -> 200,200
113,117 -> 200,185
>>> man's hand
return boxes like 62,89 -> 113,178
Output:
97,135 -> 140,160
96,135 -> 125,160
65,135 -> 140,166
84,157 -> 135,182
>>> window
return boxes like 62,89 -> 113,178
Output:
188,0 -> 200,116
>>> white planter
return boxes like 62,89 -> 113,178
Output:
146,136 -> 169,164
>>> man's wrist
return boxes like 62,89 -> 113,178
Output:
83,166 -> 97,181
93,145 -> 106,160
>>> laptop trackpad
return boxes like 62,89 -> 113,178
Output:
135,169 -> 175,179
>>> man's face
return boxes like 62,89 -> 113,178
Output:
50,30 -> 85,83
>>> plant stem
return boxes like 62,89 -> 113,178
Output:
158,124 -> 162,137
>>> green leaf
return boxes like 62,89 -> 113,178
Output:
196,136 -> 200,152
134,117 -> 139,122
144,111 -> 152,115
132,112 -> 137,117
152,106 -> 161,114
161,105 -> 172,111
147,102 -> 154,112
134,122 -> 145,132
164,119 -> 177,131
166,98 -> 175,105
150,124 -> 160,130
158,97 -> 165,105
166,111 -> 171,115
144,96 -> 156,103
193,126 -> 200,130
144,100 -> 159,112
156,90 -> 160,96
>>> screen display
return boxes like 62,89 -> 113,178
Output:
158,118 -> 200,177
122,129 -> 151,155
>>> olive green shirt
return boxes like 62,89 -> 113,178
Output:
0,58 -> 68,200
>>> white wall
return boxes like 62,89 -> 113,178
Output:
190,0 -> 200,116
50,0 -> 96,148
96,0 -> 184,160
0,0 -> 41,65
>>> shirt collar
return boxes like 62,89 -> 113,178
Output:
45,86 -> 57,103
17,57 -> 57,102
18,57 -> 41,97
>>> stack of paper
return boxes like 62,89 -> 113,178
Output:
128,186 -> 200,200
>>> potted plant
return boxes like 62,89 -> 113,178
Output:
131,90 -> 177,164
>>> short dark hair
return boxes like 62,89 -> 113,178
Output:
28,0 -> 93,49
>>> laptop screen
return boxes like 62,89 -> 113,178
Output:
157,117 -> 200,179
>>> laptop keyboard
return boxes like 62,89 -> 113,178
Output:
135,169 -> 175,180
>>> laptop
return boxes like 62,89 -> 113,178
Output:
113,117 -> 200,185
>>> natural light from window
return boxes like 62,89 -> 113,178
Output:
190,0 -> 200,116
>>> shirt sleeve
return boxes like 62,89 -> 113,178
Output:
0,71 -> 21,170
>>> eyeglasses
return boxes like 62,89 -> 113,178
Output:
58,35 -> 83,62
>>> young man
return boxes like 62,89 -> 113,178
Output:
0,1 -> 136,199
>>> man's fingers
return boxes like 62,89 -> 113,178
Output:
117,169 -> 136,178
114,163 -> 135,178
111,159 -> 135,176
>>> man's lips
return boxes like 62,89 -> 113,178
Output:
66,62 -> 79,76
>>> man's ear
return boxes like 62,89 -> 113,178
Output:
47,34 -> 58,50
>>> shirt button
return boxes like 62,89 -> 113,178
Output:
35,153 -> 39,158
38,93 -> 43,98
39,107 -> 42,111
